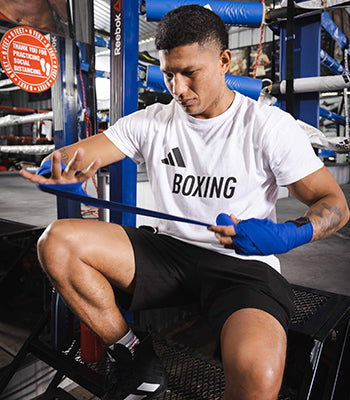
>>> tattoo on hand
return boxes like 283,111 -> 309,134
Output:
59,149 -> 70,164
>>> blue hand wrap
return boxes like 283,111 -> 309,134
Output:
216,213 -> 313,255
36,160 -> 87,197
36,160 -> 66,177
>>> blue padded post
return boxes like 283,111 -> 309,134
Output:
145,0 -> 265,27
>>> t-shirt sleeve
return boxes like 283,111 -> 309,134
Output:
103,110 -> 145,164
263,110 -> 324,186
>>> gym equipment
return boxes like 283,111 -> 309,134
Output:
320,107 -> 349,127
297,118 -> 350,153
321,12 -> 350,51
271,74 -> 350,95
0,145 -> 54,155
144,0 -> 265,27
0,285 -> 348,399
0,111 -> 53,128
320,49 -> 345,75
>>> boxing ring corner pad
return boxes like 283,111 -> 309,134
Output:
144,0 -> 265,28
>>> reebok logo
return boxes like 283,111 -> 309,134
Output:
161,147 -> 186,168
113,0 -> 121,12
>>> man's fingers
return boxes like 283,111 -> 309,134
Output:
75,158 -> 102,181
20,168 -> 32,180
229,214 -> 241,225
215,233 -> 234,247
20,150 -> 100,188
20,168 -> 49,184
208,214 -> 240,248
64,149 -> 84,179
208,224 -> 236,236
51,151 -> 64,179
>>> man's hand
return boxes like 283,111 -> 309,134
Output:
208,214 -> 240,248
20,148 -> 101,185
209,213 -> 314,256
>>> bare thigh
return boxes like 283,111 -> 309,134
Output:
38,218 -> 136,293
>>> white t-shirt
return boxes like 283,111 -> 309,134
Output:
104,92 -> 323,272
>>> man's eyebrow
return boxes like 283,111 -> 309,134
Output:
160,65 -> 198,73
182,66 -> 197,71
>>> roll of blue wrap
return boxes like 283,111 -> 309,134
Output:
146,0 -> 264,27
216,212 -> 236,227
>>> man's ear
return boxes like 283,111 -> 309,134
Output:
220,49 -> 232,74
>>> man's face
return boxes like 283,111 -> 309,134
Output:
159,42 -> 231,119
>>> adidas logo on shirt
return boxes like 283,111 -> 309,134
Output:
161,147 -> 186,168
162,146 -> 236,198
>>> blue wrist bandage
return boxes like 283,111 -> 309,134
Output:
36,160 -> 87,197
216,213 -> 313,256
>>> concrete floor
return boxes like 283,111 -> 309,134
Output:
0,171 -> 57,228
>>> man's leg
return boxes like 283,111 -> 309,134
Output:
221,308 -> 287,400
37,218 -> 135,345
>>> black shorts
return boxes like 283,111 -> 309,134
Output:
117,226 -> 295,337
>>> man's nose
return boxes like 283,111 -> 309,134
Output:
171,74 -> 187,98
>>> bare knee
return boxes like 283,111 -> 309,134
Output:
37,219 -> 79,280
221,309 -> 287,400
37,219 -> 135,291
223,349 -> 284,400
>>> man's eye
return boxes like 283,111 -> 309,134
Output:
183,71 -> 194,77
165,73 -> 173,79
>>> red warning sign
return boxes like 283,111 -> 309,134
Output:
0,26 -> 58,92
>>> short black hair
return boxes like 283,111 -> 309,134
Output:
155,5 -> 228,52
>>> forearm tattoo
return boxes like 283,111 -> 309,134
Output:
307,201 -> 343,241
59,148 -> 70,164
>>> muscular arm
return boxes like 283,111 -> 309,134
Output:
43,133 -> 126,169
21,133 -> 126,184
287,166 -> 350,241
210,166 -> 349,252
